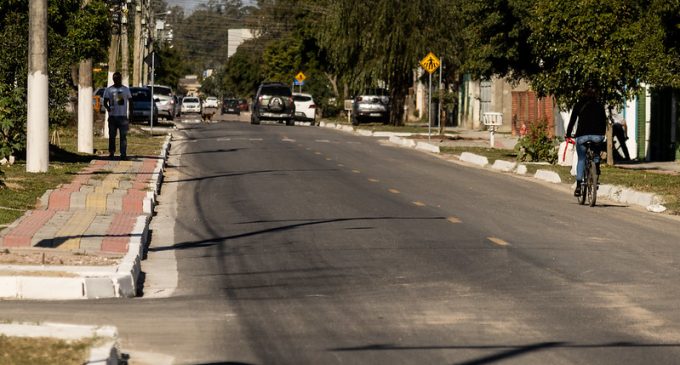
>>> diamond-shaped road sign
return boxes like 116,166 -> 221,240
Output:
420,52 -> 440,74
295,72 -> 306,83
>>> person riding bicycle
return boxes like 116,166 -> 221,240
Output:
565,88 -> 607,197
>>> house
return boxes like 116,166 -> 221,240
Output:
458,77 -> 679,162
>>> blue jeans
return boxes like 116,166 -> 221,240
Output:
575,135 -> 605,181
108,115 -> 129,157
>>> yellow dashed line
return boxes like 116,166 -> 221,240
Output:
315,152 -> 322,155
388,188 -> 400,194
337,164 -> 345,167
446,216 -> 462,224
488,237 -> 510,246
352,169 -> 361,174
368,178 -> 380,183
412,201 -> 426,207
326,157 -> 332,161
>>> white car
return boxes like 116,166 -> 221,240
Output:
203,96 -> 219,109
181,97 -> 201,114
292,92 -> 317,124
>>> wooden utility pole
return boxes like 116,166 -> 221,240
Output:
27,0 -> 49,172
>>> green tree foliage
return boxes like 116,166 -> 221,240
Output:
0,0 -> 109,159
154,43 -> 190,89
318,0 -> 466,125
464,0 -> 680,107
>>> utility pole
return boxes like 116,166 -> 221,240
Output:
105,2 -> 122,139
78,0 -> 93,154
133,0 -> 142,86
121,2 -> 130,86
27,0 -> 49,172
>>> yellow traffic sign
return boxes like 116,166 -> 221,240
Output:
420,52 -> 440,74
295,72 -> 306,83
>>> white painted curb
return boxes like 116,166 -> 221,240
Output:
459,152 -> 489,167
416,141 -> 440,153
0,135 -> 171,300
492,160 -> 517,172
534,169 -> 562,183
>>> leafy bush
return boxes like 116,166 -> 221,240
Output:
514,119 -> 559,163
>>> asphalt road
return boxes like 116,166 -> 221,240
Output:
2,112 -> 680,365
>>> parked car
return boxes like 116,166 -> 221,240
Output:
129,87 -> 158,124
238,98 -> 249,111
251,82 -> 295,126
292,92 -> 317,125
203,96 -> 219,109
181,96 -> 201,114
150,85 -> 178,120
222,98 -> 240,115
351,91 -> 390,125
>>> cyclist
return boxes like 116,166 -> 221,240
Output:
565,88 -> 607,197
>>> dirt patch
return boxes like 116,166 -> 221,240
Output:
0,249 -> 120,266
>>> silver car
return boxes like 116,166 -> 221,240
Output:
151,85 -> 178,120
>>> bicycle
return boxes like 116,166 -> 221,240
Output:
577,140 -> 604,207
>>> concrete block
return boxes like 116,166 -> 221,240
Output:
19,277 -> 84,300
113,274 -> 135,297
492,160 -> 517,172
459,152 -> 489,167
84,277 -> 115,299
416,142 -> 440,153
341,125 -> 354,132
534,169 -> 562,183
356,129 -> 373,136
0,277 -> 18,298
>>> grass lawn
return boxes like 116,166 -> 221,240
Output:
0,335 -> 95,365
0,124 -> 166,226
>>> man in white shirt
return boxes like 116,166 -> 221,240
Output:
103,72 -> 133,160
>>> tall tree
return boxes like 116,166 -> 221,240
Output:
319,0 -> 465,125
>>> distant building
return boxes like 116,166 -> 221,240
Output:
228,29 -> 255,58
179,75 -> 200,96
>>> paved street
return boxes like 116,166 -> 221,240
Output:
1,113 -> 680,364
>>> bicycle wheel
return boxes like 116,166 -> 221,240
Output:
587,161 -> 599,207
578,163 -> 588,205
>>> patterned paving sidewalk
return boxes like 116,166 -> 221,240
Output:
0,157 -> 161,254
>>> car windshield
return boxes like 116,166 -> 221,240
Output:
293,95 -> 312,102
184,98 -> 199,103
261,85 -> 291,96
152,86 -> 172,96
130,88 -> 151,101
224,99 -> 238,107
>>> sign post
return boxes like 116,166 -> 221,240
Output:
419,52 -> 440,141
294,72 -> 306,93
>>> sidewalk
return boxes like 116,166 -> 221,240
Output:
0,135 -> 170,300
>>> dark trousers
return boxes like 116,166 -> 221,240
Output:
108,115 -> 129,157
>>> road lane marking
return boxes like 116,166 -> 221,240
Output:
282,138 -> 296,142
326,158 -> 332,161
315,139 -> 330,143
488,237 -> 510,246
388,189 -> 400,194
446,217 -> 462,224
337,164 -> 345,167
217,137 -> 231,141
315,152 -> 322,155
352,169 -> 361,173
249,138 -> 263,141
368,178 -> 380,183
412,201 -> 426,207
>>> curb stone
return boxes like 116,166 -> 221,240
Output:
534,169 -> 562,183
0,134 -> 172,300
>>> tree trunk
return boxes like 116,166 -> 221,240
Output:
389,72 -> 411,126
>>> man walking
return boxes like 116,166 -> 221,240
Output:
103,72 -> 132,160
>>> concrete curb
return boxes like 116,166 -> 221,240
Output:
0,322 -> 120,365
0,134 -> 171,300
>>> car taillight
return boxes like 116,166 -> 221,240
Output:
356,97 -> 363,102
310,104 -> 316,109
